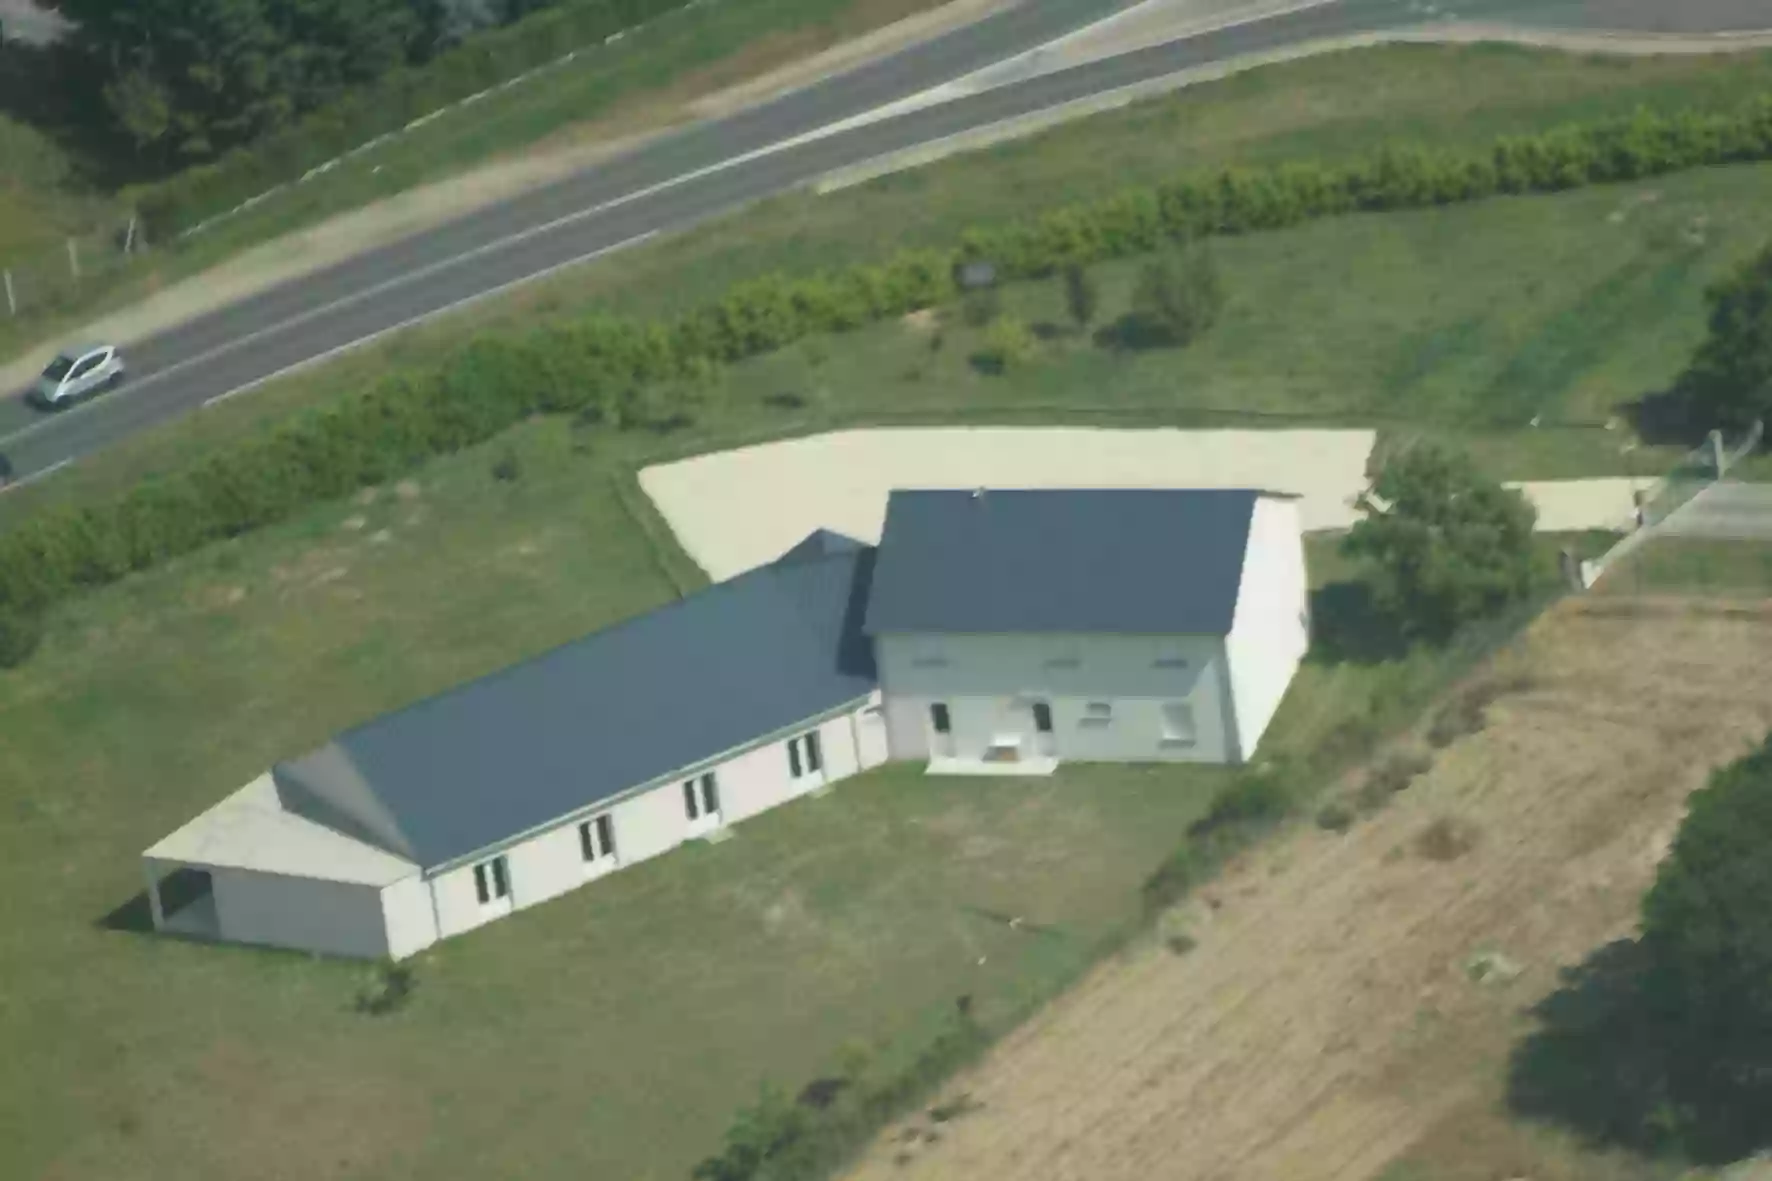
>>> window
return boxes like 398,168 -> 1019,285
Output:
1081,702 -> 1113,728
473,856 -> 510,906
1032,702 -> 1054,734
1044,656 -> 1080,670
69,352 -> 104,379
579,814 -> 616,863
1161,702 -> 1198,746
787,731 -> 824,779
683,773 -> 719,819
1153,656 -> 1190,670
911,655 -> 950,669
930,703 -> 952,735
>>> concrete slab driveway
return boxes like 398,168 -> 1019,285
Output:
1666,482 -> 1772,541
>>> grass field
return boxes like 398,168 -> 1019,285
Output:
0,0 -> 967,363
8,42 -> 1772,529
1596,537 -> 1772,597
0,403 -> 1550,1181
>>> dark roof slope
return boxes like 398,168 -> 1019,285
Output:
274,533 -> 877,870
863,488 -> 1258,636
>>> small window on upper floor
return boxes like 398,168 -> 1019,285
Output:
911,654 -> 950,669
1044,656 -> 1080,670
1153,656 -> 1190,670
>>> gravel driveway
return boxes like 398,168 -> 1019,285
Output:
641,427 -> 1376,580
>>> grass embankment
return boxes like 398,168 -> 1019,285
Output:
8,42 -> 1772,524
0,0 -> 970,365
0,406 -> 1495,1181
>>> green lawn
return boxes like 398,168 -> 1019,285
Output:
0,405 -> 1524,1181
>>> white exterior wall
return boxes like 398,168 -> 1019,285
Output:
426,698 -> 884,942
1224,497 -> 1310,758
380,874 -> 440,960
210,867 -> 392,958
876,633 -> 1235,764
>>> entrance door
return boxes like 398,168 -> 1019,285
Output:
1031,700 -> 1057,758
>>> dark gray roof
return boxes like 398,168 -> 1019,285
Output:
274,533 -> 877,870
863,489 -> 1259,636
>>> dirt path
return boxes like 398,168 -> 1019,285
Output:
842,599 -> 1772,1181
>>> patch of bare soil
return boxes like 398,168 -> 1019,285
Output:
843,598 -> 1772,1181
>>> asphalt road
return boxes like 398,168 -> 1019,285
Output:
2,0 -> 1766,483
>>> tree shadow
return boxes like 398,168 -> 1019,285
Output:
1507,938 -> 1772,1166
1092,313 -> 1173,353
0,39 -> 137,187
1616,386 -> 1709,448
1307,581 -> 1410,665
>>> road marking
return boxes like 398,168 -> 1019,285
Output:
202,230 -> 661,408
0,457 -> 71,494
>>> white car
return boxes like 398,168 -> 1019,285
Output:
30,343 -> 125,409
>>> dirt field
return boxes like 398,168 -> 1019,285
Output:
842,598 -> 1772,1181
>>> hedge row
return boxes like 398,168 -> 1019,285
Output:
125,0 -> 699,238
4,96 -> 1772,663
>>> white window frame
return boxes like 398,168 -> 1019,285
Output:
1160,701 -> 1198,747
578,813 -> 618,872
787,730 -> 825,781
684,772 -> 721,834
1081,701 -> 1114,728
472,855 -> 512,914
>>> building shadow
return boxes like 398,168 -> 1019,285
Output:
1306,581 -> 1409,666
1506,937 -> 1772,1166
97,890 -> 157,935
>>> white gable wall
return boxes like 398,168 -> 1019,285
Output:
209,867 -> 392,958
875,633 -> 1235,764
1224,497 -> 1310,759
425,698 -> 883,943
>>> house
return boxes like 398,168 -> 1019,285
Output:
141,489 -> 1307,959
142,530 -> 887,960
865,488 -> 1308,771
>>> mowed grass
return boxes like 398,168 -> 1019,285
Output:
9,42 -> 1772,522
1597,537 -> 1772,596
0,404 -> 1510,1181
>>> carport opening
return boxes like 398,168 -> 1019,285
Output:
152,867 -> 218,939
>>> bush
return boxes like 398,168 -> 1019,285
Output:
1677,242 -> 1772,432
1145,764 -> 1297,913
1343,445 -> 1540,641
1129,242 -> 1223,347
491,450 -> 522,482
1357,748 -> 1434,812
8,96 -> 1772,669
1316,801 -> 1357,833
0,605 -> 43,669
975,316 -> 1039,374
1415,815 -> 1480,862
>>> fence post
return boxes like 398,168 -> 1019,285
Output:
2,269 -> 13,317
1709,428 -> 1726,476
123,215 -> 137,255
67,237 -> 79,281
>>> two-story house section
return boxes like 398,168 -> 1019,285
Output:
862,488 -> 1309,771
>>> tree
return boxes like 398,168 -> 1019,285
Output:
1342,444 -> 1538,640
1062,262 -> 1099,332
976,316 -> 1038,374
1637,736 -> 1772,1149
1130,242 -> 1224,347
1679,242 -> 1772,431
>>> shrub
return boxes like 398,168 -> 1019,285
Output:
1358,748 -> 1434,812
959,287 -> 1001,328
491,451 -> 522,482
1062,262 -> 1099,331
1129,242 -> 1224,347
1316,801 -> 1357,833
354,963 -> 416,1016
0,604 -> 44,669
975,316 -> 1039,374
1415,815 -> 1481,862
